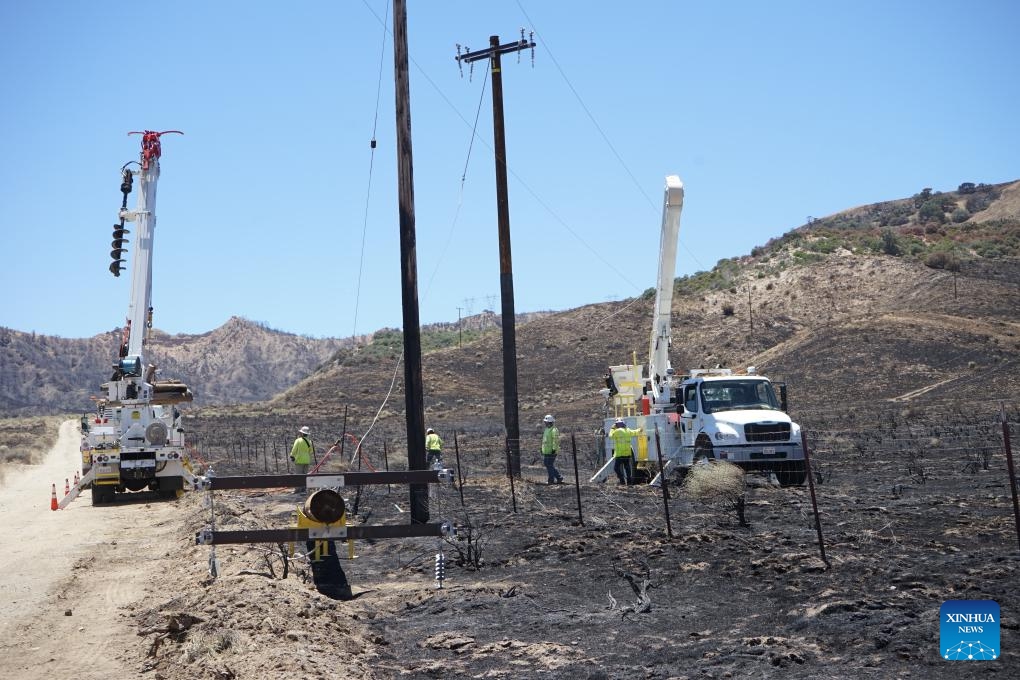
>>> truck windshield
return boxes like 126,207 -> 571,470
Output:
700,380 -> 780,413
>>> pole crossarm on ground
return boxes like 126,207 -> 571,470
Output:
196,522 -> 453,546
195,469 -> 453,491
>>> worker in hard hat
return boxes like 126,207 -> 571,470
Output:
425,428 -> 443,467
541,414 -> 563,484
609,419 -> 642,486
290,426 -> 315,493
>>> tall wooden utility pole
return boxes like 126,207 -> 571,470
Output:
393,0 -> 428,522
455,32 -> 535,478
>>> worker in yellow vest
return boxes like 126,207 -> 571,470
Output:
541,414 -> 563,484
609,419 -> 642,486
425,428 -> 443,467
290,425 -> 315,493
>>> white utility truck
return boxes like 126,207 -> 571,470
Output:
595,176 -> 806,486
77,131 -> 197,505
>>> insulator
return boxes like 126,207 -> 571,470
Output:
434,552 -> 446,584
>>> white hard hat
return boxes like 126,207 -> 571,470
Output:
614,419 -> 626,427
299,426 -> 311,435
426,428 -> 435,434
543,414 -> 555,424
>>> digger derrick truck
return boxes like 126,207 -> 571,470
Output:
79,131 -> 197,505
595,175 -> 807,487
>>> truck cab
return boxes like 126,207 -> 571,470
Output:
677,368 -> 805,485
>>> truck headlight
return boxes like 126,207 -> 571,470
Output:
714,431 -> 739,441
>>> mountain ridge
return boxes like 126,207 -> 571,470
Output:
3,178 -> 1019,424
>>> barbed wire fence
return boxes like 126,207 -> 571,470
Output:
182,401 -> 1020,566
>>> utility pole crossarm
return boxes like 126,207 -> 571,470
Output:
455,37 -> 535,64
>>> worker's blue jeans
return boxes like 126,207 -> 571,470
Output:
614,456 -> 633,485
543,454 -> 562,483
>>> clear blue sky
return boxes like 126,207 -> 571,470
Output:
2,1 -> 1018,339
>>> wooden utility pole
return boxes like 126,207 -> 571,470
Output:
393,0 -> 428,522
456,32 -> 535,477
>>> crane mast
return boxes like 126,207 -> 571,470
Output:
647,175 -> 684,403
121,133 -> 164,361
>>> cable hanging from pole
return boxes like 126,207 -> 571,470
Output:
421,59 -> 490,302
352,0 -> 392,343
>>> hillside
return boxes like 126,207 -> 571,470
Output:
4,179 -> 1019,436
0,317 -> 343,415
197,180 -> 1020,453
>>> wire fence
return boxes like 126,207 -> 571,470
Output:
184,402 -> 1020,563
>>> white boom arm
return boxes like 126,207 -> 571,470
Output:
121,155 -> 158,360
647,175 -> 684,402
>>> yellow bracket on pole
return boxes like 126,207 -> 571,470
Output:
291,506 -> 349,562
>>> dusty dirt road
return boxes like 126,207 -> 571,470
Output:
0,420 -> 180,680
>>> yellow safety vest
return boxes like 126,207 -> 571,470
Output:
609,427 -> 640,458
291,436 -> 314,465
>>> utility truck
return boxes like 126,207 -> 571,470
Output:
595,176 -> 806,487
78,131 -> 197,505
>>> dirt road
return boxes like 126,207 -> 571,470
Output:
0,420 -> 181,680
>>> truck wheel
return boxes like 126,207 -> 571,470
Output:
157,476 -> 184,500
694,440 -> 714,463
776,461 -> 807,487
91,485 -> 114,505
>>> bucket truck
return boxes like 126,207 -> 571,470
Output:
75,131 -> 197,506
595,176 -> 806,487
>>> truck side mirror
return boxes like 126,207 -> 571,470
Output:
779,384 -> 789,412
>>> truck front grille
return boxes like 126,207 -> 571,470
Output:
744,422 -> 791,442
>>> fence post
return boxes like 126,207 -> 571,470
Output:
1000,404 -> 1020,553
570,433 -> 583,526
654,429 -> 673,539
800,429 -> 829,567
383,440 -> 391,496
454,431 -> 465,507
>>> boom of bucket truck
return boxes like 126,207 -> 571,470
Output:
594,175 -> 807,487
78,131 -> 198,505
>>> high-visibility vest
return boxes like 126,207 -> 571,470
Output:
425,432 -> 442,452
291,436 -> 314,465
609,427 -> 640,458
542,426 -> 559,454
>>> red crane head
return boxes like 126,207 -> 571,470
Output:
127,130 -> 183,169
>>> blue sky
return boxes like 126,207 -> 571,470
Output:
1,1 -> 1018,340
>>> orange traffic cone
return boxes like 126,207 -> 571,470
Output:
64,478 -> 70,496
50,483 -> 58,511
